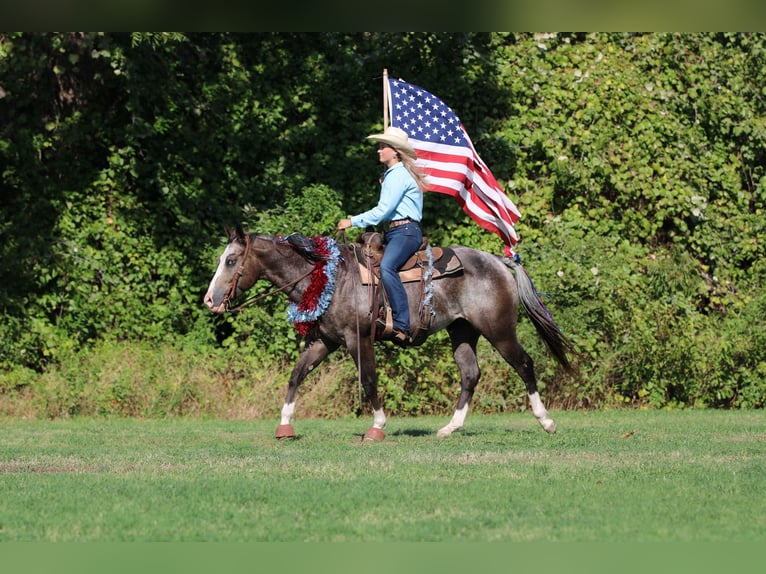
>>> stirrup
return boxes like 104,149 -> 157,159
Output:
375,307 -> 394,338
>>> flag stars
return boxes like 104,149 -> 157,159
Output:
389,79 -> 468,150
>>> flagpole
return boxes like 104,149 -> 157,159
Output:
382,68 -> 389,129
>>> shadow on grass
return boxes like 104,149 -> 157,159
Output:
390,428 -> 432,437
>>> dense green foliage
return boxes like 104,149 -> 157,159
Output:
1,32 -> 765,416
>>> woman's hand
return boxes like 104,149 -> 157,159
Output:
337,218 -> 352,231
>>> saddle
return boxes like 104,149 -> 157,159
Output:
351,232 -> 463,346
352,232 -> 463,285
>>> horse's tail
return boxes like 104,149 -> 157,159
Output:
504,258 -> 575,374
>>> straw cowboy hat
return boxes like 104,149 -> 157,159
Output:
367,126 -> 417,159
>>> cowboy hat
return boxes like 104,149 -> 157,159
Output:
367,126 -> 417,159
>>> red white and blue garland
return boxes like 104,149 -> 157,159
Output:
283,235 -> 341,335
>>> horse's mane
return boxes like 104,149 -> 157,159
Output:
279,233 -> 335,263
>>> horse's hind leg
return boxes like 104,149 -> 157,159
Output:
276,336 -> 337,439
437,320 -> 481,438
492,336 -> 556,434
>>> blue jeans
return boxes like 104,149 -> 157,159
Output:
381,223 -> 423,333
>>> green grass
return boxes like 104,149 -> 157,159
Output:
0,410 -> 764,542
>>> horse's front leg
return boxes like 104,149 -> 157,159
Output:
276,337 -> 337,439
348,335 -> 386,441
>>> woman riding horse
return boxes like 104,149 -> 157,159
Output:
337,127 -> 429,346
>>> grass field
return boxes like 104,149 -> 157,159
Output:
0,409 -> 764,542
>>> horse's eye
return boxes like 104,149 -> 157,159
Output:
226,258 -> 237,267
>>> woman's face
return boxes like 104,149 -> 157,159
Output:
377,143 -> 398,166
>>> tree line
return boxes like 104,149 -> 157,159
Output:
1,32 -> 764,414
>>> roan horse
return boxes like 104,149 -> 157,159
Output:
204,225 -> 573,440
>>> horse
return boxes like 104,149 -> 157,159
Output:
204,225 -> 574,440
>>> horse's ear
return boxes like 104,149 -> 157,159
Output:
235,224 -> 247,243
224,225 -> 247,243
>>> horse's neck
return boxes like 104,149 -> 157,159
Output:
253,237 -> 313,301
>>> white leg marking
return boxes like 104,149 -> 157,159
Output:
280,401 -> 296,426
436,404 -> 469,438
372,408 -> 387,430
529,392 -> 556,434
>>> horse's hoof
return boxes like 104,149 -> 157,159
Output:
541,419 -> 557,434
363,427 -> 385,441
275,424 -> 296,439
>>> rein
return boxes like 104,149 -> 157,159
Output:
338,230 -> 365,415
223,233 -> 313,314
226,268 -> 314,313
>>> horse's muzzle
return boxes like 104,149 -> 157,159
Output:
204,289 -> 226,314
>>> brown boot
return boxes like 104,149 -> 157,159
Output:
390,329 -> 410,346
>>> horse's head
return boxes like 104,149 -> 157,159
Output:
204,225 -> 259,313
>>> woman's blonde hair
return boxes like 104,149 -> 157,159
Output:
398,152 -> 430,191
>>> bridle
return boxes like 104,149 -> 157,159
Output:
221,232 -> 253,311
221,233 -> 313,313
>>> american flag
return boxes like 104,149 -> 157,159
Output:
387,77 -> 521,257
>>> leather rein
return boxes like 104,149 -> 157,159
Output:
223,233 -> 313,314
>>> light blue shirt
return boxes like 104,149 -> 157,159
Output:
350,162 -> 423,227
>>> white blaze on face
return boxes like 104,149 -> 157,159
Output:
204,242 -> 239,313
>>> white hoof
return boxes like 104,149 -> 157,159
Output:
540,418 -> 557,434
436,425 -> 456,438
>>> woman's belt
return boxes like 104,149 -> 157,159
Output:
389,218 -> 419,228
